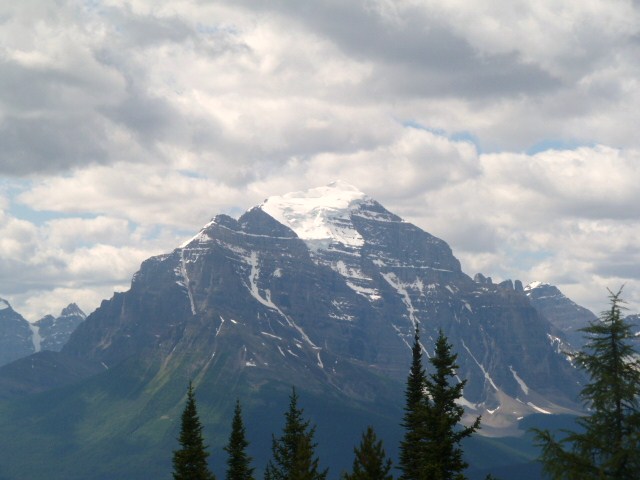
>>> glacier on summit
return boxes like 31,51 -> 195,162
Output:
260,181 -> 371,249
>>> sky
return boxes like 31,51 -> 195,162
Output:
1,0 -> 640,321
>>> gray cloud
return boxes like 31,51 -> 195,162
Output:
233,0 -> 562,99
2,0 -> 640,318
0,113 -> 111,174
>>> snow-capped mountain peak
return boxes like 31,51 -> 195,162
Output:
260,181 -> 370,248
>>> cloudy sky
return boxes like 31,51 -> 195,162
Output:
1,0 -> 639,320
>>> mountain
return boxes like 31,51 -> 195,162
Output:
0,298 -> 34,366
34,303 -> 87,352
0,182 -> 584,479
524,282 -> 598,348
626,314 -> 640,348
0,300 -> 86,368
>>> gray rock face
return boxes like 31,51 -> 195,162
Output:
34,303 -> 86,352
59,183 -> 582,429
626,314 -> 640,347
0,299 -> 35,366
524,282 -> 598,348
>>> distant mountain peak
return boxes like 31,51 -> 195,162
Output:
524,281 -> 597,348
525,281 -> 551,291
60,303 -> 86,319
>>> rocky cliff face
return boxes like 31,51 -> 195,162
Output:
0,299 -> 34,366
524,282 -> 598,347
34,303 -> 86,352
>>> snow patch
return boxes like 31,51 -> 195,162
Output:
215,317 -> 225,337
527,402 -> 552,414
456,397 -> 478,410
525,281 -> 548,291
29,323 -> 42,353
381,272 -> 419,324
178,250 -> 197,315
461,340 -> 499,391
0,299 -> 9,311
316,351 -> 324,369
509,365 -> 529,395
180,220 -> 216,248
346,281 -> 381,301
261,331 -> 283,340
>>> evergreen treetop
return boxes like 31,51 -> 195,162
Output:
172,381 -> 216,480
398,324 -> 427,480
398,325 -> 481,480
225,399 -> 255,480
265,387 -> 328,480
423,330 -> 480,480
343,426 -> 393,480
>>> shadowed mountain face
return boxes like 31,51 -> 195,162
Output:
34,303 -> 86,353
0,300 -> 86,369
0,183 -> 585,479
524,282 -> 598,348
0,298 -> 34,366
60,183 -> 580,419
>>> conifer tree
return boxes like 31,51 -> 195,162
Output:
173,381 -> 216,480
398,323 -> 427,480
534,289 -> 640,479
423,330 -> 480,480
225,399 -> 255,480
343,426 -> 393,480
264,387 -> 328,480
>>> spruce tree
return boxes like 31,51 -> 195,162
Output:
533,289 -> 640,479
423,330 -> 480,480
398,323 -> 427,480
264,387 -> 328,480
225,399 -> 255,480
343,426 -> 393,480
172,381 -> 216,480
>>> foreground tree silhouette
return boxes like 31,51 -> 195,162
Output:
398,324 -> 428,480
343,426 -> 393,480
423,330 -> 480,480
264,387 -> 327,480
225,400 -> 255,480
172,381 -> 216,480
534,289 -> 640,479
399,325 -> 481,480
